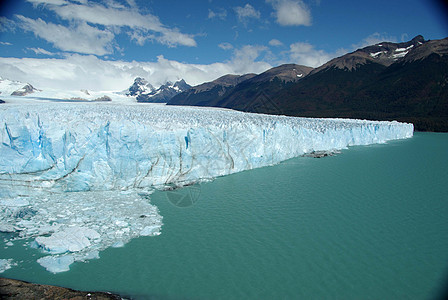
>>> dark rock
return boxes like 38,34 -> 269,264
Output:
302,150 -> 340,158
0,277 -> 124,299
94,95 -> 112,102
11,84 -> 38,96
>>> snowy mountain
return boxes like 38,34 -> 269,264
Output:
0,76 -> 128,103
313,35 -> 427,72
126,77 -> 156,97
126,77 -> 191,103
0,77 -> 39,97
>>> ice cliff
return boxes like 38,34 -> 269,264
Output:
0,103 -> 413,194
0,103 -> 413,272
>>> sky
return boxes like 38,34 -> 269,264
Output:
0,0 -> 447,91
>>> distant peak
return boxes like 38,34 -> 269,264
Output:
411,35 -> 425,43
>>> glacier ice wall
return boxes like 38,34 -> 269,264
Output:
0,103 -> 413,195
0,103 -> 413,272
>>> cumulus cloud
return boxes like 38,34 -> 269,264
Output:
46,1 -> 196,47
234,4 -> 261,23
267,0 -> 311,26
17,15 -> 115,56
0,46 -> 272,91
20,0 -> 197,54
287,42 -> 332,67
269,39 -> 283,46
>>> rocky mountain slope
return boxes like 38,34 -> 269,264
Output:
0,77 -> 39,97
168,36 -> 448,131
168,73 -> 256,106
169,64 -> 312,112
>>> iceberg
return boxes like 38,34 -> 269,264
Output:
0,102 -> 413,272
0,259 -> 16,273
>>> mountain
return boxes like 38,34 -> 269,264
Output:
126,77 -> 155,97
0,77 -> 39,97
168,64 -> 313,112
274,36 -> 448,131
168,73 -> 256,106
127,78 -> 191,103
169,36 -> 448,132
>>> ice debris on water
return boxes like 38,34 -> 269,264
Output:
0,103 -> 414,273
0,259 -> 16,273
0,191 -> 162,273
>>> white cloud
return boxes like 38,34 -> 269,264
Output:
218,42 -> 234,50
23,0 -> 197,50
234,4 -> 261,23
208,8 -> 227,20
0,41 -> 12,46
27,0 -> 68,5
17,15 -> 115,56
269,39 -> 283,46
287,42 -> 332,67
0,17 -> 16,32
0,47 -> 272,91
228,45 -> 271,74
27,47 -> 57,56
46,2 -> 197,47
267,0 -> 311,26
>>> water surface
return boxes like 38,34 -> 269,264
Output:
2,132 -> 448,299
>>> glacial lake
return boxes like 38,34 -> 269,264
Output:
1,132 -> 448,299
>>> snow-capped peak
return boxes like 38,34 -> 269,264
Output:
126,78 -> 191,103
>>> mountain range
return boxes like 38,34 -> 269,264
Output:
126,78 -> 191,103
168,35 -> 448,132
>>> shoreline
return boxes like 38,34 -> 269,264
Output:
0,277 -> 126,300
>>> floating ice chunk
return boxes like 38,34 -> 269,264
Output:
37,250 -> 101,273
37,255 -> 75,273
0,224 -> 16,233
0,259 -> 16,273
34,226 -> 100,254
140,225 -> 160,236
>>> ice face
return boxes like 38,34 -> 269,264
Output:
0,103 -> 414,273
0,103 -> 413,194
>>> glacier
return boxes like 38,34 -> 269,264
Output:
0,102 -> 413,272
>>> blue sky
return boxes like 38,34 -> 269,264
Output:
0,0 -> 446,91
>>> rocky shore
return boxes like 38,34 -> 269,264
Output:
0,277 -> 124,299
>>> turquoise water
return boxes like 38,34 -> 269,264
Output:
2,132 -> 448,299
